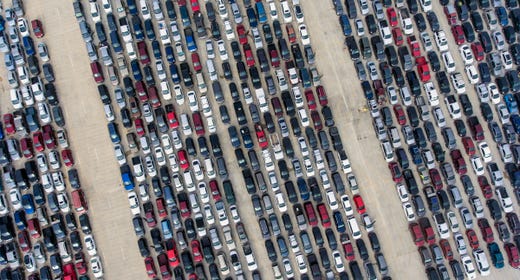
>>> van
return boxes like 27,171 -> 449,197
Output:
207,59 -> 217,81
388,126 -> 402,148
380,140 -> 394,162
347,216 -> 362,239
259,217 -> 270,239
376,253 -> 388,276
204,158 -> 216,179
79,21 -> 92,42
180,114 -> 192,135
359,36 -> 371,58
58,240 -> 72,262
195,72 -> 207,93
71,190 -> 88,214
255,171 -> 267,192
73,1 -> 84,20
448,185 -> 463,208
373,117 -> 387,140
419,246 -> 432,266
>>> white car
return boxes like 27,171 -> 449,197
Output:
476,83 -> 489,102
57,192 -> 70,213
84,235 -> 97,256
488,83 -> 501,104
298,24 -> 311,45
0,194 -> 9,215
114,144 -> 126,165
434,31 -> 449,52
433,107 -> 446,128
168,154 -> 179,173
493,30 -> 506,51
326,190 -> 339,210
204,205 -> 215,225
420,32 -> 432,51
379,20 -> 393,45
142,102 -> 154,123
444,95 -> 461,119
154,147 -> 166,166
269,2 -> 278,20
478,142 -> 492,163
217,40 -> 228,61
402,202 -> 416,221
128,191 -> 140,215
90,256 -> 104,278
170,22 -> 182,42
341,195 -> 354,216
501,50 -> 513,70
461,254 -> 477,279
450,72 -> 466,94
367,61 -> 379,80
187,91 -> 198,112
174,85 -> 184,105
332,250 -> 345,273
459,44 -> 474,65
140,0 -> 151,20
198,182 -> 210,204
433,213 -> 450,239
472,249 -> 490,276
9,188 -> 22,210
229,204 -> 241,222
37,42 -> 50,62
470,156 -> 485,175
90,2 -> 101,23
396,183 -> 409,202
280,1 -> 293,23
224,20 -> 235,40
465,65 -> 480,84
359,0 -> 370,15
175,42 -> 186,62
399,8 -> 414,35
295,253 -> 308,274
387,85 -> 398,105
442,51 -> 456,73
454,233 -> 467,255
298,109 -> 310,127
144,155 -> 157,177
496,103 -> 510,124
192,160 -> 204,181
48,150 -> 61,170
446,211 -> 460,233
37,102 -> 51,124
355,19 -> 365,36
17,18 -> 30,37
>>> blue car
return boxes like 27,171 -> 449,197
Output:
255,2 -> 267,24
511,114 -> 520,134
184,27 -> 197,52
107,122 -> 121,144
247,7 -> 258,28
297,178 -> 310,201
151,40 -> 162,59
144,19 -> 156,40
130,59 -> 143,81
339,14 -> 352,36
408,144 -> 423,165
127,0 -> 138,15
504,94 -> 518,114
333,211 -> 346,233
161,219 -> 173,240
22,194 -> 35,215
179,5 -> 191,27
14,210 -> 27,230
132,15 -> 144,41
109,31 -> 123,53
169,63 -> 180,84
164,44 -> 175,63
22,36 -> 35,56
496,6 -> 508,26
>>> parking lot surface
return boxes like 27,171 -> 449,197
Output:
2,0 -> 520,279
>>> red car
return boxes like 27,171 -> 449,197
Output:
388,162 -> 402,183
387,8 -> 398,27
165,104 -> 179,129
505,243 -> 520,268
407,35 -> 421,57
304,201 -> 318,226
209,180 -> 222,201
462,137 -> 475,155
353,195 -> 366,214
31,19 -> 44,38
3,114 -> 15,135
179,196 -> 190,218
18,230 -> 31,253
254,123 -> 268,149
286,24 -> 296,43
317,203 -> 331,228
90,61 -> 104,83
61,149 -> 74,167
478,176 -> 493,199
144,202 -> 157,227
192,112 -> 205,136
191,52 -> 202,72
244,44 -> 255,67
342,239 -> 355,261
429,168 -> 443,190
62,263 -> 76,280
137,41 -> 151,65
311,110 -> 323,131
178,150 -> 189,170
451,25 -> 465,45
191,240 -> 203,262
392,28 -> 404,46
478,218 -> 495,243
144,256 -> 157,278
439,239 -> 454,261
237,24 -> 248,45
136,81 -> 148,102
27,218 -> 41,238
450,149 -> 467,175
409,222 -> 425,246
33,132 -> 44,152
393,104 -> 406,125
466,229 -> 479,250
166,239 -> 180,267
74,252 -> 88,275
305,89 -> 317,110
157,253 -> 171,280
148,86 -> 161,108
471,42 -> 484,61
135,118 -> 145,136
317,85 -> 328,106
20,138 -> 34,159
190,0 -> 200,12
156,197 -> 167,218
42,125 -> 56,149
269,46 -> 280,67
416,56 -> 431,82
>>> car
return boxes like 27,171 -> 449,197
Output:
478,218 -> 495,243
505,243 -> 520,269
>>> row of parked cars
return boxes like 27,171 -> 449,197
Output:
1,1 -> 104,280
77,0 -> 394,279
333,0 -> 520,279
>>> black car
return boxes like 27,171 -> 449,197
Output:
496,76 -> 510,94
436,71 -> 450,94
426,11 -> 440,32
458,94 -> 473,116
504,25 -> 516,44
385,45 -> 398,66
291,44 -> 305,69
393,66 -> 405,87
487,199 -> 502,220
470,11 -> 484,32
427,51 -> 441,72
365,14 -> 377,34
356,238 -> 369,260
478,62 -> 491,83
479,31 -> 493,53
511,44 -> 520,64
454,119 -> 467,137
262,23 -> 273,44
462,21 -> 475,42
231,41 -> 241,60
345,36 -> 360,61
414,13 -> 427,32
